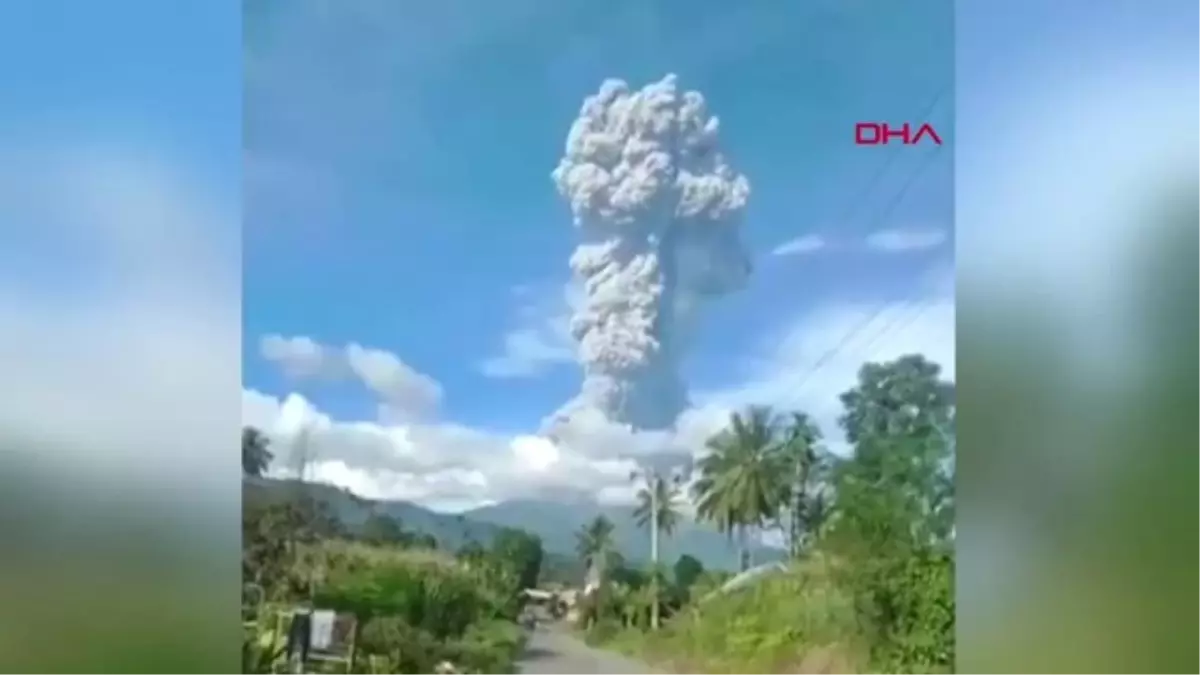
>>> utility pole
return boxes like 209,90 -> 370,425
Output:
631,467 -> 662,630
649,472 -> 660,630
632,463 -> 689,631
291,424 -> 319,604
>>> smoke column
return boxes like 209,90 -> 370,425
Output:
546,75 -> 752,434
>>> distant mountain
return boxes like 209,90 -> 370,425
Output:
464,500 -> 786,571
245,477 -> 785,573
244,477 -> 505,551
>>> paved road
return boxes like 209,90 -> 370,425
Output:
517,626 -> 652,674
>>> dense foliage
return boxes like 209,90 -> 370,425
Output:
241,440 -> 543,674
581,354 -> 956,673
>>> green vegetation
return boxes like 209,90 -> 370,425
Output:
241,439 -> 542,674
241,353 -> 953,673
578,354 -> 956,674
574,514 -> 619,574
466,498 -> 783,570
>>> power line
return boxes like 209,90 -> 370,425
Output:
767,93 -> 951,411
855,301 -> 932,361
774,289 -> 943,414
773,304 -> 895,408
827,88 -> 949,230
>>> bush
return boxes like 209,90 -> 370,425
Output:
309,542 -> 528,673
848,549 -> 954,673
448,620 -> 528,674
609,557 -> 868,673
629,550 -> 952,673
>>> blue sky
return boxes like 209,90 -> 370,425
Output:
243,0 -> 954,447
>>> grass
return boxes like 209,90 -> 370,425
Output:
591,556 -> 871,673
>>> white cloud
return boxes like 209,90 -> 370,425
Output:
259,335 -> 443,420
260,334 -> 338,379
243,387 -> 648,511
865,227 -> 948,252
478,283 -> 578,379
248,264 -> 954,511
247,299 -> 953,506
770,234 -> 826,256
345,343 -> 443,420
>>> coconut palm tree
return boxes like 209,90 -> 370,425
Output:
631,471 -> 684,629
692,406 -> 787,571
574,515 -> 616,583
777,412 -> 831,558
573,516 -> 617,630
632,474 -> 683,538
242,426 -> 274,478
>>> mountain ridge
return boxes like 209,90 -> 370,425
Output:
245,477 -> 784,571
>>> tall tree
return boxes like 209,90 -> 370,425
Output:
826,355 -> 956,671
672,554 -> 705,590
831,354 -> 955,553
491,527 -> 545,591
632,475 -> 683,539
631,471 -> 683,630
575,515 -> 616,583
776,412 -> 831,558
242,426 -> 274,477
692,406 -> 787,570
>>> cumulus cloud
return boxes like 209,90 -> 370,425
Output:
242,387 -> 650,511
345,343 -> 443,421
245,260 -> 954,510
865,227 -> 947,252
260,334 -> 338,379
771,234 -> 826,256
259,335 -> 442,421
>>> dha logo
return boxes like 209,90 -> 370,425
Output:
855,122 -> 943,146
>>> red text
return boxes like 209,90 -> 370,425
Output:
855,122 -> 943,146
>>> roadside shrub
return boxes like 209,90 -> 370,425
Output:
310,542 -> 527,673
632,558 -> 867,673
849,548 -> 954,673
447,619 -> 528,674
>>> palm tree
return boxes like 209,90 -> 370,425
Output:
632,475 -> 683,538
242,426 -> 274,477
692,406 -> 787,571
777,412 -> 830,558
631,471 -> 683,629
575,515 -> 616,585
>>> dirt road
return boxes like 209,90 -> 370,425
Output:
517,626 -> 652,674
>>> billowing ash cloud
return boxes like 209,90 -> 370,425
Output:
545,74 -> 752,436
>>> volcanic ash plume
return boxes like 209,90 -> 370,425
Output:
546,74 -> 752,434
